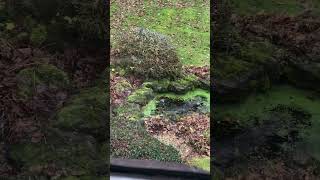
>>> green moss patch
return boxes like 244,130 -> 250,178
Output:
17,64 -> 70,99
112,1 -> 209,66
216,85 -> 320,161
189,156 -> 210,172
55,87 -> 107,138
215,56 -> 255,79
110,114 -> 181,162
127,87 -> 154,106
10,129 -> 106,176
145,74 -> 200,93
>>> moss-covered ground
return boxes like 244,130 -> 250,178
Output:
217,85 -> 320,161
110,0 -> 210,172
111,1 -> 210,66
215,0 -> 320,178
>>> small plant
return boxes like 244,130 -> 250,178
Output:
115,27 -> 182,80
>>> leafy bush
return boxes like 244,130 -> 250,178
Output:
116,27 -> 182,80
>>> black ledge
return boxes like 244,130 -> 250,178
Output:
110,158 -> 211,180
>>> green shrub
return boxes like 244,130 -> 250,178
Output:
116,27 -> 182,80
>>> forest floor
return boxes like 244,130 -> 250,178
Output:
0,1 -> 108,179
214,0 -> 320,179
110,0 -> 210,171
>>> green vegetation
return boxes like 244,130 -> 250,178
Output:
112,1 -> 209,65
17,64 -> 70,99
116,28 -> 183,79
10,129 -> 106,177
143,89 -> 210,117
56,87 -> 107,139
111,0 -> 209,172
215,0 -> 320,178
110,112 -> 182,162
189,156 -> 210,171
127,87 -> 154,105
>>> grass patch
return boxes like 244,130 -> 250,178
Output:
110,113 -> 181,162
189,156 -> 210,172
111,2 -> 209,66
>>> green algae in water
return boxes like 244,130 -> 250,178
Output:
143,89 -> 210,117
143,99 -> 157,117
216,85 -> 320,161
158,88 -> 210,106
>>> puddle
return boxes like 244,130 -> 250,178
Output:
143,88 -> 210,118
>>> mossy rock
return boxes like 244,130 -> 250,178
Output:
145,74 -> 199,94
189,156 -> 210,172
9,129 -> 106,177
55,87 -> 107,139
17,64 -> 70,99
127,87 -> 154,106
167,74 -> 199,94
